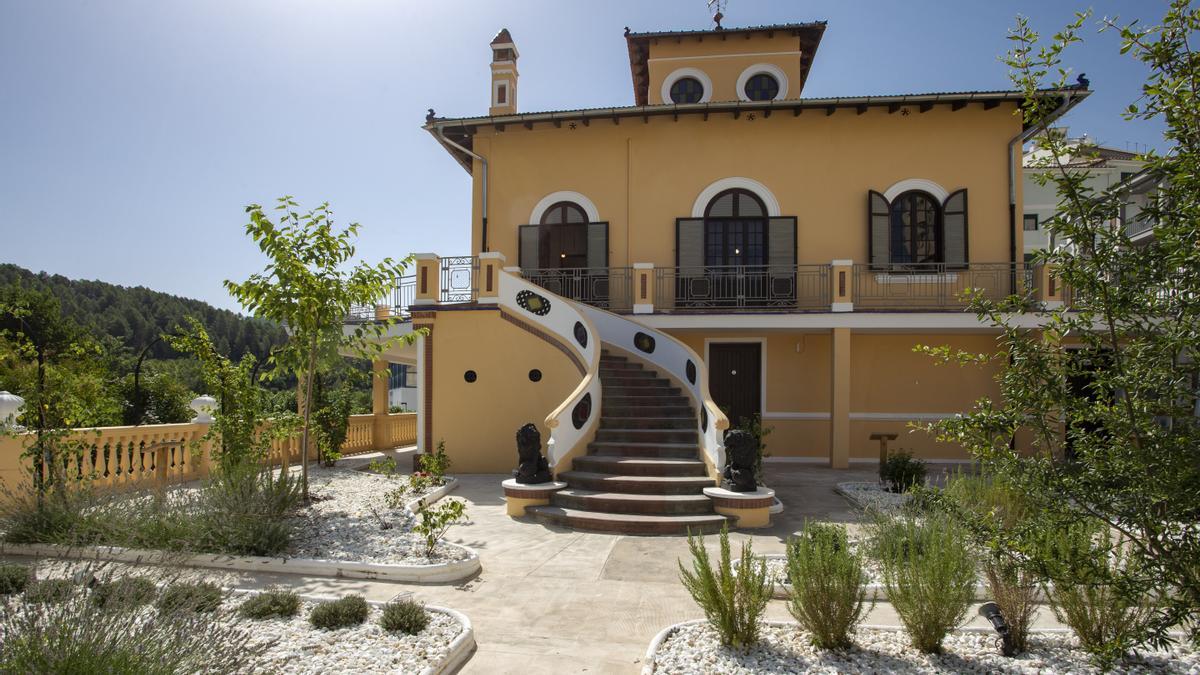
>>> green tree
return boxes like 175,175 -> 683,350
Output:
224,197 -> 417,496
0,285 -> 118,493
922,4 -> 1200,650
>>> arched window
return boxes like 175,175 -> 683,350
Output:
743,73 -> 780,101
539,201 -> 587,225
704,189 -> 767,267
889,190 -> 942,265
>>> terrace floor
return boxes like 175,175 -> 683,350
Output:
6,459 -> 1069,674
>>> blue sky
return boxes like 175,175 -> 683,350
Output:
0,1 -> 1169,311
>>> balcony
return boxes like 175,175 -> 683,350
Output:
346,256 -> 1062,322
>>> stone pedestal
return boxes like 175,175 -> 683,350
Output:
502,479 -> 567,517
703,486 -> 777,529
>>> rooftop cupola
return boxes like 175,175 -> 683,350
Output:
489,28 -> 519,116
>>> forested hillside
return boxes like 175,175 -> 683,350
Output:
0,264 -> 285,360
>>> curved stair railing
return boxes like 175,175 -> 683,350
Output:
574,304 -> 730,479
497,269 -> 602,474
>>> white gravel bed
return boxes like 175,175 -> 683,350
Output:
247,600 -> 463,675
649,621 -> 1199,674
837,482 -> 911,512
288,466 -> 469,566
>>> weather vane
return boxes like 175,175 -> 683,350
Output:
707,0 -> 727,29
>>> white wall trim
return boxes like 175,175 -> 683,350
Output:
849,412 -> 964,421
762,411 -> 829,420
691,177 -> 781,217
660,67 -> 713,104
883,178 -> 950,203
529,191 -> 600,224
704,337 -> 767,418
650,50 -> 800,63
736,63 -> 789,102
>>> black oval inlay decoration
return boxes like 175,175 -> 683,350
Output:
572,392 -> 592,430
573,321 -> 588,348
633,331 -> 656,354
686,359 -> 697,385
516,289 -> 552,316
700,407 -> 708,432
528,369 -> 542,382
464,370 -> 477,383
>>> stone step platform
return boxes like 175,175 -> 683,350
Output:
550,488 -> 716,515
557,470 -> 715,495
599,416 -> 697,430
572,455 -> 707,477
525,505 -> 730,535
594,428 -> 698,444
587,441 -> 701,459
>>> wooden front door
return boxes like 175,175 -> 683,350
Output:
708,342 -> 762,428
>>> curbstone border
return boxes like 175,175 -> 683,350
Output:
0,476 -> 480,583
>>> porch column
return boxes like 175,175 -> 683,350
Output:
830,327 -> 851,469
1038,263 -> 1064,310
633,263 -> 654,314
372,359 -> 391,451
477,252 -> 505,304
412,253 -> 440,306
831,260 -> 853,312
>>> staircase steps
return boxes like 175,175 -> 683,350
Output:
522,347 -> 727,535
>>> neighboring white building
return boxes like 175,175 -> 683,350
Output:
388,362 -> 419,412
1022,128 -> 1143,258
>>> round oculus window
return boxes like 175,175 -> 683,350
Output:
744,73 -> 780,101
669,76 -> 704,104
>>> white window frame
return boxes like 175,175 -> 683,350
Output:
661,67 -> 712,105
736,63 -> 789,102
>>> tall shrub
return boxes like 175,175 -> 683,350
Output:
875,515 -> 976,653
786,522 -> 869,649
678,525 -> 773,649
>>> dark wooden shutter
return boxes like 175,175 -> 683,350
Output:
767,217 -> 796,271
869,191 -> 890,269
942,189 -> 968,268
587,222 -> 608,268
676,218 -> 705,270
518,225 -> 540,270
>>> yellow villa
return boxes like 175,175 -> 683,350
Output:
361,19 -> 1089,533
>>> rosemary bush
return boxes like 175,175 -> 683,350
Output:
786,522 -> 870,649
309,595 -> 369,630
379,598 -> 429,635
875,514 -> 976,653
678,525 -> 773,649
238,588 -> 300,620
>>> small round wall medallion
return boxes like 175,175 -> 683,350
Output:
633,331 -> 656,354
700,407 -> 708,432
464,370 -> 477,383
573,321 -> 588,348
686,359 -> 697,385
528,369 -> 542,382
516,289 -> 552,316
571,393 -> 592,430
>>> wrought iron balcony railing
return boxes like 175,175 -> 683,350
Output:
852,263 -> 1033,311
522,267 -> 634,312
654,265 -> 830,312
346,275 -> 416,323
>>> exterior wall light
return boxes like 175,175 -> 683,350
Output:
978,601 -> 1016,656
189,395 -> 218,424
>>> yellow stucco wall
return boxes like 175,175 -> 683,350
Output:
470,104 -> 1021,268
427,308 -> 582,473
645,32 -> 804,104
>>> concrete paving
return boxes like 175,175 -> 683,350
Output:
7,461 -> 1061,674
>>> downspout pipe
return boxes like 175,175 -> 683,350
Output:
1007,91 -> 1077,287
436,125 -> 490,253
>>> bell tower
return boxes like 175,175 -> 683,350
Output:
489,29 -> 518,116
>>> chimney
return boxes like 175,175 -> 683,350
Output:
489,28 -> 518,116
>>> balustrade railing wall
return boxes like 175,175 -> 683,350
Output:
654,265 -> 830,312
0,412 -> 418,494
522,267 -> 633,312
